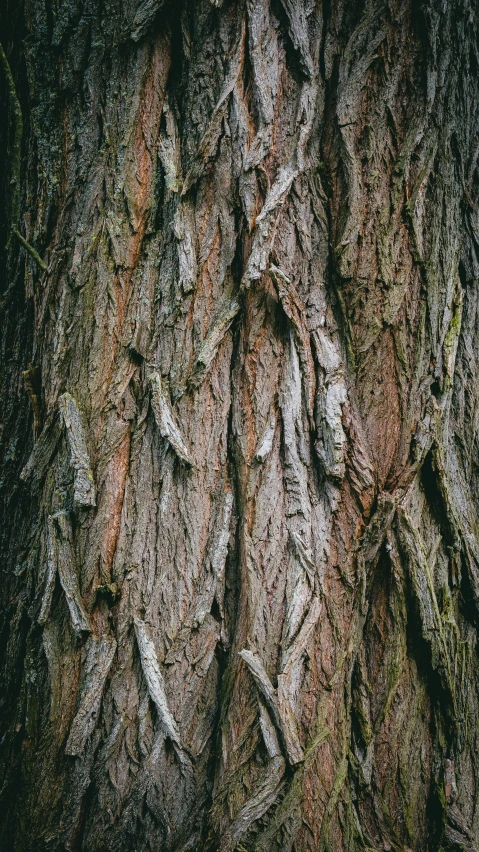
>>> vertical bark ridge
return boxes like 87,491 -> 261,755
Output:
1,1 -> 479,850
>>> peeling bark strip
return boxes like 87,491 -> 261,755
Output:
148,371 -> 192,464
254,416 -> 276,463
134,618 -> 181,746
281,591 -> 321,678
58,393 -> 96,507
38,517 -> 58,626
269,265 -> 316,422
278,0 -> 313,78
130,0 -> 165,42
239,649 -> 303,765
312,329 -> 348,480
51,513 -> 91,636
2,0 -> 479,849
220,756 -> 286,852
165,488 -> 233,664
20,413 -> 61,489
181,21 -> 245,196
189,299 -> 240,389
242,164 -> 298,288
65,635 -> 117,756
259,702 -> 281,758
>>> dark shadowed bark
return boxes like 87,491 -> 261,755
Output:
1,0 -> 479,850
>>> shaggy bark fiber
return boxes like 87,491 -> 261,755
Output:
1,0 -> 479,850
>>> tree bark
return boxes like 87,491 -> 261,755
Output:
1,0 -> 479,850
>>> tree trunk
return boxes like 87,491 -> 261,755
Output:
1,0 -> 479,849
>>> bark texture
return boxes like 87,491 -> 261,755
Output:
1,0 -> 479,850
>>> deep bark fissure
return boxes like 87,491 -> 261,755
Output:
1,0 -> 479,850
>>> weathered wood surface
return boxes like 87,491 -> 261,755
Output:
1,0 -> 479,850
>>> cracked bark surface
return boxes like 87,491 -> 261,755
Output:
1,0 -> 479,850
